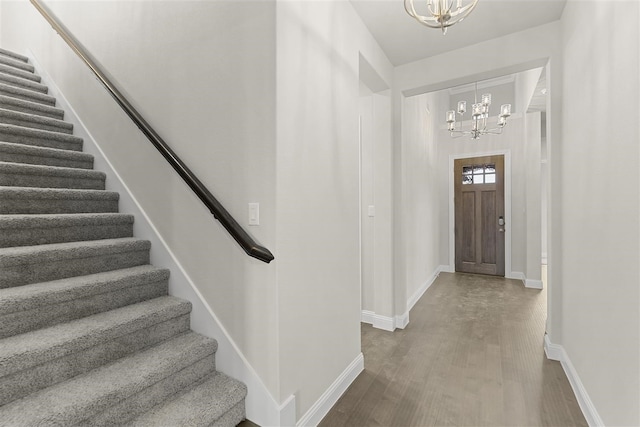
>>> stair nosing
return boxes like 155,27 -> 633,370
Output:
0,107 -> 73,131
0,71 -> 48,93
0,237 -> 150,267
0,265 -> 169,316
0,141 -> 92,161
0,95 -> 64,119
0,49 -> 29,63
0,82 -> 54,105
0,161 -> 105,180
0,186 -> 119,200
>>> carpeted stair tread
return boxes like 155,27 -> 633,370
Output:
0,123 -> 82,151
0,295 -> 191,377
0,48 -> 29,64
0,71 -> 47,94
0,55 -> 34,73
129,371 -> 247,427
0,141 -> 92,169
0,237 -> 151,287
0,265 -> 170,339
0,108 -> 73,134
0,63 -> 41,83
0,186 -> 119,214
0,331 -> 217,426
0,82 -> 55,106
0,161 -> 105,189
0,265 -> 169,317
0,95 -> 64,120
0,212 -> 134,247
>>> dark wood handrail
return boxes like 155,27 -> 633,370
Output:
30,0 -> 274,263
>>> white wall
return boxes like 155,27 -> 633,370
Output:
515,67 -> 543,115
359,88 -> 393,322
560,1 -> 639,425
401,92 -> 441,305
275,0 -> 393,421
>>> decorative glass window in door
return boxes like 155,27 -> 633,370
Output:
462,163 -> 496,185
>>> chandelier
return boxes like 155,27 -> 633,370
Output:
446,83 -> 512,140
404,0 -> 479,34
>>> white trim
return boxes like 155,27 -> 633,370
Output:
508,271 -> 543,290
26,51 -> 287,427
297,353 -> 364,427
361,310 -> 395,332
394,312 -> 409,329
524,279 -> 543,289
544,335 -> 604,427
448,151 -> 512,276
407,265 -> 447,311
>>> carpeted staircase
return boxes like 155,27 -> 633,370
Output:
0,47 -> 248,426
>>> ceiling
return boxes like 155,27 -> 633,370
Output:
349,0 -> 567,66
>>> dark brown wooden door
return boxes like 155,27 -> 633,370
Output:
454,155 -> 505,276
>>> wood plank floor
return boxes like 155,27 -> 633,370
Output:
319,272 -> 587,427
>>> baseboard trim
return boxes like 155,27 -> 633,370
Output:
361,310 -> 395,331
26,51 -> 286,427
395,312 -> 409,329
525,279 -> 543,289
297,353 -> 364,427
510,271 -> 543,289
544,335 -> 604,427
407,265 -> 446,312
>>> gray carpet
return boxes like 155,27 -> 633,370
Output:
0,47 -> 247,426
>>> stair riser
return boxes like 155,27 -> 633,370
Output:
0,85 -> 55,106
0,73 -> 47,94
0,280 -> 168,338
0,150 -> 93,169
0,55 -> 34,73
0,199 -> 118,215
0,97 -> 64,120
0,314 -> 190,406
0,130 -> 81,152
0,247 -> 150,288
0,170 -> 105,190
0,64 -> 41,83
0,196 -> 119,215
0,222 -> 133,248
0,115 -> 73,135
84,356 -> 216,426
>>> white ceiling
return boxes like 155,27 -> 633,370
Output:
349,0 -> 567,66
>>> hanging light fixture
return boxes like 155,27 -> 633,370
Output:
446,82 -> 512,140
404,0 -> 479,35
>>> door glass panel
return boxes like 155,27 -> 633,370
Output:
462,175 -> 473,185
485,173 -> 496,183
463,166 -> 473,175
473,174 -> 484,184
485,164 -> 496,173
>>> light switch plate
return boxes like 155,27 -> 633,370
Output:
248,203 -> 259,226
368,205 -> 375,217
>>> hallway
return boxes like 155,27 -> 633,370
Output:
320,273 -> 587,426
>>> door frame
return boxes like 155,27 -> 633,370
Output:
448,150 -> 513,278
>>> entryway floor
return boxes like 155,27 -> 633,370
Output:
319,272 -> 587,426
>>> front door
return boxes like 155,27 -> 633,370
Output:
454,155 -> 505,276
